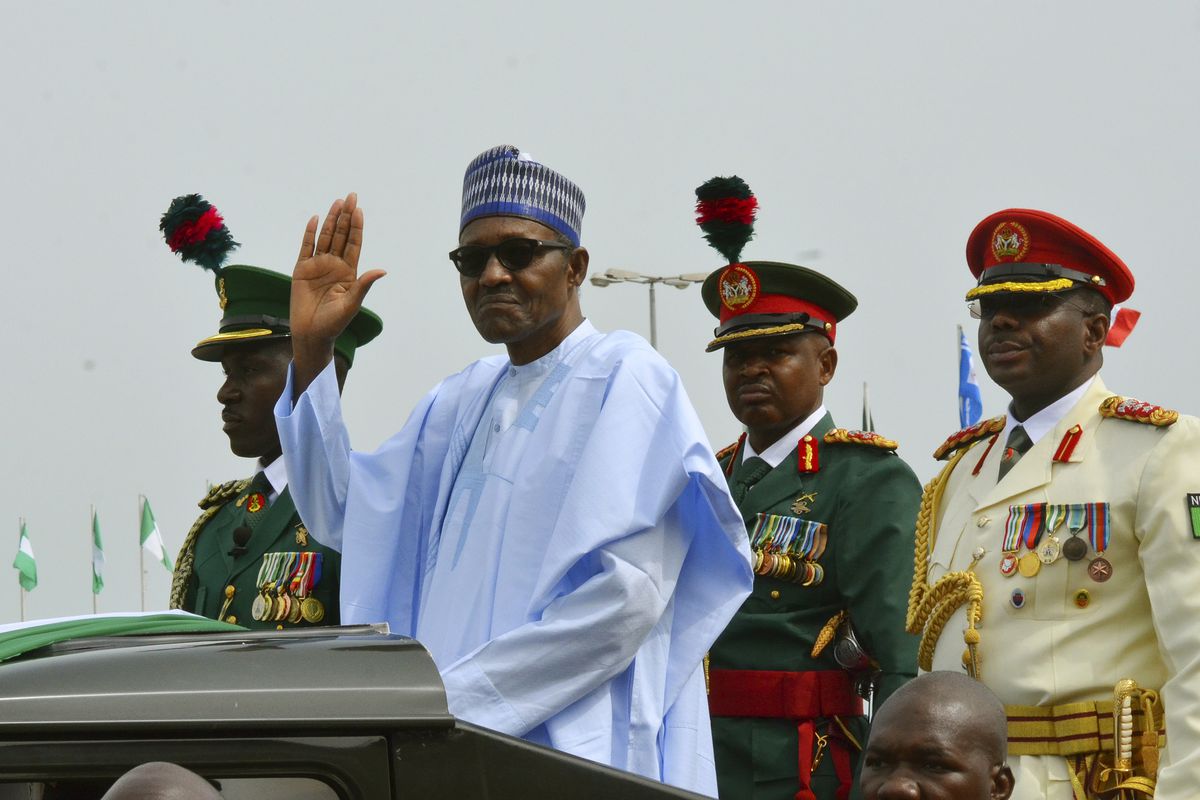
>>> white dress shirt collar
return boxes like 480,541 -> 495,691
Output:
742,405 -> 828,469
259,456 -> 288,503
1007,375 -> 1096,446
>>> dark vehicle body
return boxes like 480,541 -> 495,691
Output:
0,625 -> 708,800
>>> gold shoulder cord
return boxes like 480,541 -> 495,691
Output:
168,480 -> 248,610
905,448 -> 986,678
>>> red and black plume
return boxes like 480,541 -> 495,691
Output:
695,176 -> 757,264
159,193 -> 239,273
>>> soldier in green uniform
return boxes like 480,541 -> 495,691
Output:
158,195 -> 381,629
693,177 -> 920,800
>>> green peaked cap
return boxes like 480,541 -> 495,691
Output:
191,265 -> 382,366
701,261 -> 857,351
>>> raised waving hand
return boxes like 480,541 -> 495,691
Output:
290,192 -> 386,395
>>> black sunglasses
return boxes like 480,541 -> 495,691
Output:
968,292 -> 1090,320
448,237 -> 574,277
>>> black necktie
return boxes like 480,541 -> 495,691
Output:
997,425 -> 1032,481
732,456 -> 773,503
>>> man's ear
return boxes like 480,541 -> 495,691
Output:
990,763 -> 1016,800
1082,311 -> 1109,356
818,344 -> 838,387
567,247 -> 589,289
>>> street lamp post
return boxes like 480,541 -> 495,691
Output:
589,269 -> 708,349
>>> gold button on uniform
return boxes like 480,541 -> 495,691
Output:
276,624 -> 284,631
224,585 -> 235,598
225,615 -> 237,624
770,590 -> 781,600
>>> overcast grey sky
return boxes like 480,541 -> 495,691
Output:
3,1 -> 1198,622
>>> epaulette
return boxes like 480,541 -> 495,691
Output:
1099,396 -> 1179,427
823,428 -> 898,451
933,415 -> 1006,461
715,440 -> 740,462
198,478 -> 251,510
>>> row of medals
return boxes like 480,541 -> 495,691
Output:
251,582 -> 326,624
752,549 -> 825,586
998,531 -> 1112,583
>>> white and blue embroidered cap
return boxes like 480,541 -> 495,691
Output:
460,145 -> 586,246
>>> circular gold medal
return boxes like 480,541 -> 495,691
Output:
275,594 -> 290,622
301,597 -> 325,623
1037,536 -> 1062,565
1017,552 -> 1042,578
288,596 -> 304,623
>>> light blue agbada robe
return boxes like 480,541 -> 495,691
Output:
275,321 -> 753,795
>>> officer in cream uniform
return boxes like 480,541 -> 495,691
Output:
908,209 -> 1200,799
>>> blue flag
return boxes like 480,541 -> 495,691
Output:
958,326 -> 983,428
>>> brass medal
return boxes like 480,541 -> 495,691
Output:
301,597 -> 325,623
1017,551 -> 1042,578
1037,535 -> 1062,565
288,596 -> 304,623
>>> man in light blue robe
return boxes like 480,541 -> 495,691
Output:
274,146 -> 754,795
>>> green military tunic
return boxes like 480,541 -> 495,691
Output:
710,413 -> 921,800
173,478 -> 341,629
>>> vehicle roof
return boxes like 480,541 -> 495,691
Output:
0,625 -> 451,734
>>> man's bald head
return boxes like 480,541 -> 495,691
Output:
860,672 -> 1014,800
101,762 -> 221,800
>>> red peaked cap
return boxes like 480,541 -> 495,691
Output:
965,208 -> 1134,305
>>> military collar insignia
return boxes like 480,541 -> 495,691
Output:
718,264 -> 759,313
798,434 -> 819,473
1099,396 -> 1179,427
824,428 -> 898,451
933,415 -> 1007,461
991,220 -> 1031,261
1052,425 -> 1083,462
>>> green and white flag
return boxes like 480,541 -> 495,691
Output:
12,521 -> 37,592
91,511 -> 105,595
140,498 -> 173,572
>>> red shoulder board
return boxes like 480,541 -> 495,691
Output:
823,428 -> 898,451
933,415 -> 1007,461
1099,396 -> 1179,427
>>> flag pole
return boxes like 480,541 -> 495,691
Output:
139,495 -> 146,612
91,505 -> 97,616
17,517 -> 25,623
